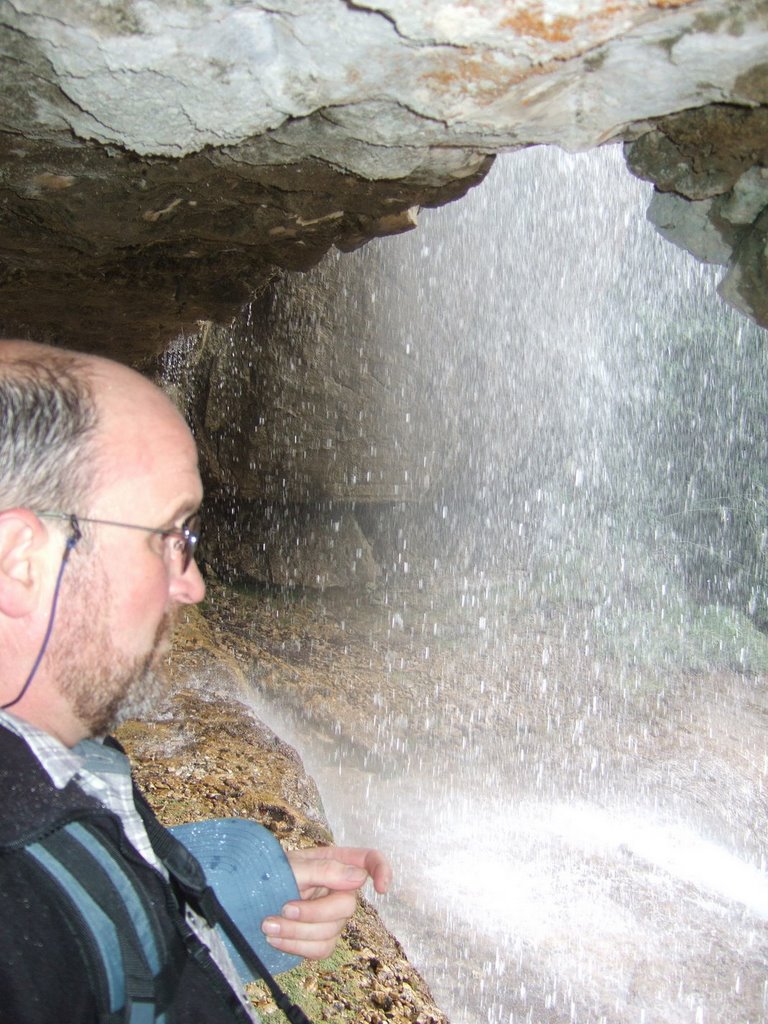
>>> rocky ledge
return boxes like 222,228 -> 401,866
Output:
116,605 -> 446,1024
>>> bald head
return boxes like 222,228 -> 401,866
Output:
85,352 -> 196,494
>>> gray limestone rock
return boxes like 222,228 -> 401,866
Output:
720,206 -> 768,327
2,0 -> 768,353
718,167 -> 768,226
647,193 -> 732,267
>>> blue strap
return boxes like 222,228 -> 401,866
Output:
28,823 -> 167,1024
26,842 -> 125,1015
68,822 -> 162,976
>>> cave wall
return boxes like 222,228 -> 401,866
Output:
2,1 -> 768,360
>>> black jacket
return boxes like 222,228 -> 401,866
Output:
0,724 -> 255,1024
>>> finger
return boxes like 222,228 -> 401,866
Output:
262,912 -> 351,944
261,892 -> 357,963
263,932 -> 343,961
334,848 -> 391,894
287,847 -> 393,895
362,850 -> 393,895
288,854 -> 368,895
279,889 -> 358,925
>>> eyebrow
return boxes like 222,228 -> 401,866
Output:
164,501 -> 201,527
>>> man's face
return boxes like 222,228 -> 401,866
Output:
45,364 -> 205,736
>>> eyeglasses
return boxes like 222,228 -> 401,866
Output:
38,511 -> 201,574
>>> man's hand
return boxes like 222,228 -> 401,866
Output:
261,846 -> 392,960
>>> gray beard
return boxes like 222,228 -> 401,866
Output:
112,655 -> 170,727
55,596 -> 175,737
95,610 -> 175,734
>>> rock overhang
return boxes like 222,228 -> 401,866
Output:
0,0 -> 766,360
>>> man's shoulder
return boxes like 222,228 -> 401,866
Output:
0,719 -> 48,791
0,723 -> 103,848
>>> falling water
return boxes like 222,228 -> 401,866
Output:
197,145 -> 768,1024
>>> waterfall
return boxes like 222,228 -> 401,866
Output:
214,144 -> 768,1024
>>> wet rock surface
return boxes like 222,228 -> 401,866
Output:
625,103 -> 768,319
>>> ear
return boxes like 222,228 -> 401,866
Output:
0,509 -> 50,618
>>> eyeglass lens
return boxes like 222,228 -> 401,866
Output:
180,514 -> 201,572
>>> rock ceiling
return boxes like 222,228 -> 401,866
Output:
1,0 -> 767,361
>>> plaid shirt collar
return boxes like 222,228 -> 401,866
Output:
0,710 -> 131,788
0,709 -> 90,788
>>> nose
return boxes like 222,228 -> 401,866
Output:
169,557 -> 206,604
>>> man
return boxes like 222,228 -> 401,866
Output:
0,339 -> 391,1022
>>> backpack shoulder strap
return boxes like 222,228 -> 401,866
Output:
23,839 -> 125,1023
24,820 -> 171,1024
